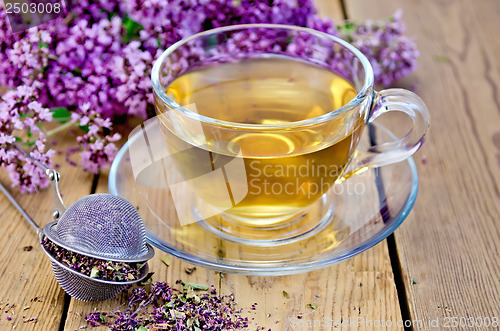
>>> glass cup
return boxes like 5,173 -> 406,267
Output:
150,24 -> 429,244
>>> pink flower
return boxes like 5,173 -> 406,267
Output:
0,82 -> 54,193
0,133 -> 15,145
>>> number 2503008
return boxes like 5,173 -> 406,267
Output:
5,2 -> 61,14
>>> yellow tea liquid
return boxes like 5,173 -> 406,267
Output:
161,57 -> 364,222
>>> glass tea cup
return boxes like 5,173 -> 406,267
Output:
149,24 -> 429,244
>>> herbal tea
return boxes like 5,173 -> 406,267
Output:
161,57 -> 364,223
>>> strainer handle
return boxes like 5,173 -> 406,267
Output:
46,169 -> 67,220
13,144 -> 67,220
0,180 -> 41,232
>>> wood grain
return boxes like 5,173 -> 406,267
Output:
0,131 -> 96,331
64,6 -> 405,331
0,1 -> 420,330
346,0 -> 500,328
313,0 -> 345,22
64,164 -> 403,331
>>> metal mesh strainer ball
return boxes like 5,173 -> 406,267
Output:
42,193 -> 155,302
2,148 -> 156,302
47,194 -> 152,260
48,260 -> 132,302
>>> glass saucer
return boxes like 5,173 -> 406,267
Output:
109,122 -> 418,276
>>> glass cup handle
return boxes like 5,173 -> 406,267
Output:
346,88 -> 430,176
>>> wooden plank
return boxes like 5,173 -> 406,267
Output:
227,244 -> 402,330
64,133 -> 403,331
63,166 -> 224,330
0,131 -> 96,330
64,195 -> 401,331
313,0 -> 345,23
346,0 -> 500,327
64,3 -> 403,330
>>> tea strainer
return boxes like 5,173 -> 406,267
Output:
1,147 -> 154,302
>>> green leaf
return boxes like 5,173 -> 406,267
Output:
185,285 -> 201,303
187,283 -> 209,291
433,55 -> 452,64
135,327 -> 148,331
157,38 -> 162,48
90,266 -> 99,278
160,254 -> 172,267
139,272 -> 154,286
337,22 -> 354,32
51,107 -> 71,119
122,15 -> 144,42
307,302 -> 318,310
79,125 -> 90,133
206,35 -> 218,48
338,22 -> 356,41
180,280 -> 209,291
344,22 -> 354,31
38,42 -> 49,49
71,68 -> 82,77
104,9 -> 114,20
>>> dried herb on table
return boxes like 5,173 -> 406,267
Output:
307,303 -> 317,310
41,238 -> 145,282
180,280 -> 209,291
160,254 -> 172,267
85,281 -> 249,330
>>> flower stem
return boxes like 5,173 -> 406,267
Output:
46,121 -> 76,137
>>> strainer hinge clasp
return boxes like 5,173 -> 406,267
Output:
46,169 -> 67,221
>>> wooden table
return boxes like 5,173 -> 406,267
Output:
1,0 -> 499,330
